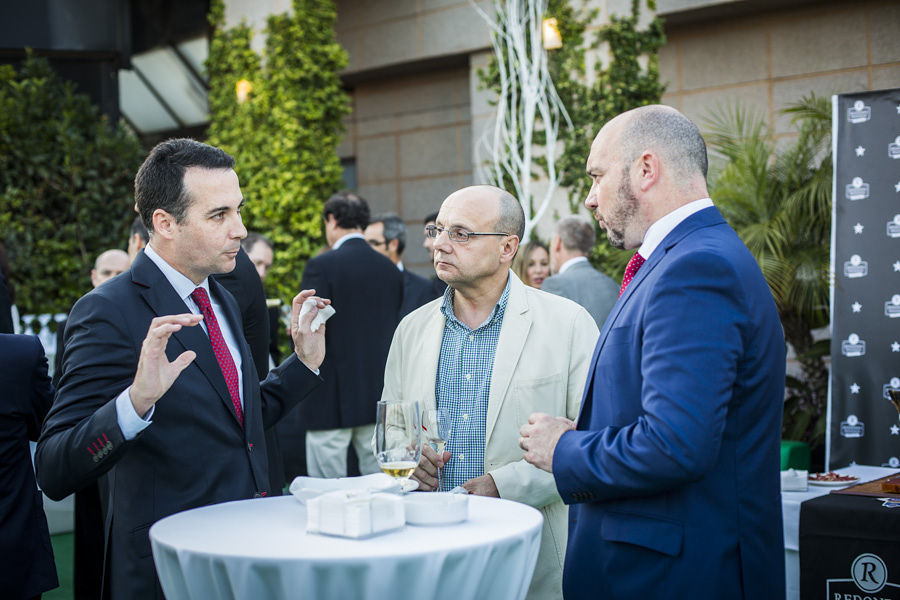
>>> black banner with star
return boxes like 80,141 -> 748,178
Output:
828,88 -> 900,470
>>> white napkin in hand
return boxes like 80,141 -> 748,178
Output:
298,298 -> 335,332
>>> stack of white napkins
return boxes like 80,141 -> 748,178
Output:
781,468 -> 808,492
307,490 -> 405,538
289,473 -> 401,503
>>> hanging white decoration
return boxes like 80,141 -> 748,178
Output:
470,0 -> 572,240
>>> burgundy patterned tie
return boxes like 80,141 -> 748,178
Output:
619,252 -> 646,297
191,287 -> 243,426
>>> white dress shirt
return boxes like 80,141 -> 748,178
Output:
116,244 -> 244,439
636,198 -> 714,261
331,232 -> 366,251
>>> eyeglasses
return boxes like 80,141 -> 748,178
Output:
366,238 -> 389,247
425,224 -> 510,243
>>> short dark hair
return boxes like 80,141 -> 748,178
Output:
555,215 -> 595,256
130,216 -> 149,245
322,190 -> 370,230
134,138 -> 235,234
423,211 -> 439,225
242,231 -> 273,253
370,213 -> 406,255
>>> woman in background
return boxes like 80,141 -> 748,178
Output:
513,240 -> 550,289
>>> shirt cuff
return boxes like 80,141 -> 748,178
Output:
116,387 -> 153,440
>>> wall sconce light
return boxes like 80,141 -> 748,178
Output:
235,79 -> 252,104
542,18 -> 562,50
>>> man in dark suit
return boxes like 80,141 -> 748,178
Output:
0,334 -> 58,599
422,211 -> 448,297
36,139 -> 328,599
365,213 -> 439,319
520,106 -> 785,599
542,215 -> 618,329
299,191 -> 403,478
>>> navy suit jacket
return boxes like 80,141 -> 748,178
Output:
0,334 -> 58,599
298,237 -> 402,429
553,207 -> 786,599
400,267 -> 439,319
35,251 -> 321,599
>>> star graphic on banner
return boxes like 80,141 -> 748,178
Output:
855,146 -> 866,157
893,341 -> 900,352
850,383 -> 860,394
892,424 -> 900,436
894,261 -> 900,272
854,223 -> 864,234
852,301 -> 862,313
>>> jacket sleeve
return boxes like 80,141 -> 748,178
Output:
25,335 -> 54,441
35,293 -> 140,500
489,307 -> 598,508
553,250 -> 749,503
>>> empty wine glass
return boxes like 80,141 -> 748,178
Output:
374,401 -> 422,490
422,407 -> 451,492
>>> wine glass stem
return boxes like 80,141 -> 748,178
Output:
437,466 -> 442,492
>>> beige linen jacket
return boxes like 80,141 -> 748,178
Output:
381,272 -> 599,600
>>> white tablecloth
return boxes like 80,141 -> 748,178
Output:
150,495 -> 543,600
781,465 -> 898,600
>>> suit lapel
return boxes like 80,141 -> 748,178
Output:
576,206 -> 726,425
414,304 -> 446,413
485,274 -> 530,448
131,254 -> 240,428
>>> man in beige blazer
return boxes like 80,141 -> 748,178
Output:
380,185 -> 598,599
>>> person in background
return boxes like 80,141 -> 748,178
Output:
542,216 -> 619,329
365,213 -> 438,319
0,333 -> 59,600
127,216 -> 149,264
512,240 -> 551,289
299,191 -> 403,478
519,105 -> 786,600
384,185 -> 598,599
242,232 -> 274,283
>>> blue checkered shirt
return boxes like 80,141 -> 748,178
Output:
435,277 -> 510,490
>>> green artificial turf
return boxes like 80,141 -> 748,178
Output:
45,533 -> 74,599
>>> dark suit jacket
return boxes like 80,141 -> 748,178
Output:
298,237 -> 403,429
213,248 -> 286,494
0,334 -> 58,599
35,251 -> 321,599
553,207 -> 786,599
400,267 -> 439,319
541,260 -> 619,329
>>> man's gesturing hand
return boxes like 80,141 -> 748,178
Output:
130,314 -> 202,417
291,289 -> 329,371
519,412 -> 575,473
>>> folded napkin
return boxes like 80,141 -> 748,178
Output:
289,473 -> 401,503
781,468 -> 808,492
307,490 -> 405,538
298,298 -> 335,332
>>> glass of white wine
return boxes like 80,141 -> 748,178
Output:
374,401 -> 422,490
422,407 -> 451,492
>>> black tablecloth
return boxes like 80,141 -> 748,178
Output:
800,492 -> 900,598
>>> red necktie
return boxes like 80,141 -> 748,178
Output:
191,287 -> 243,426
619,253 -> 646,297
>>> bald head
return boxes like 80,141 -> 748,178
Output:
445,185 -> 525,240
600,105 -> 708,184
91,249 -> 129,288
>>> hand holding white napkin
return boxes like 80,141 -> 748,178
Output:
299,298 -> 335,333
